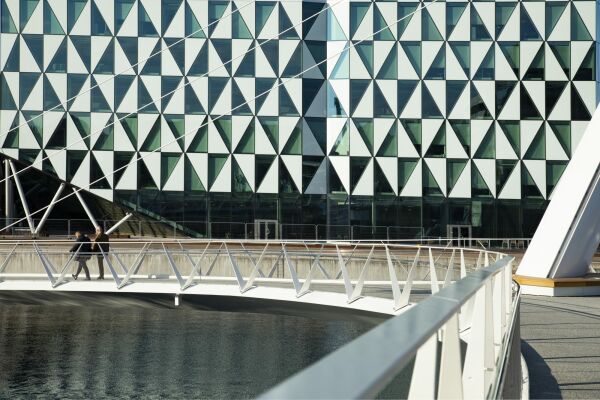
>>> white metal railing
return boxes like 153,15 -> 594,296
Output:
1,218 -> 533,248
261,255 -> 519,399
0,239 -> 519,398
0,240 -> 508,311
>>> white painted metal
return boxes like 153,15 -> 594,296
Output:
34,183 -> 66,235
117,242 -> 150,288
0,240 -> 517,399
408,334 -> 438,399
8,161 -> 34,233
437,315 -> 463,400
0,243 -> 18,282
443,249 -> 455,287
105,213 -> 133,235
73,188 -> 100,229
99,246 -> 123,286
428,247 -> 440,294
4,160 -> 14,227
181,242 -> 212,290
261,250 -> 517,399
518,108 -> 600,279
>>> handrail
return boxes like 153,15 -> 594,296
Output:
0,240 -> 518,397
490,280 -> 522,399
260,256 -> 516,399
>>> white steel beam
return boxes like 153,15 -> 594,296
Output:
73,188 -> 100,229
518,107 -> 600,278
8,161 -> 34,233
34,183 -> 66,234
106,213 -> 133,235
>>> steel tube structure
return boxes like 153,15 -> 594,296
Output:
34,183 -> 66,235
73,188 -> 100,229
8,161 -> 34,233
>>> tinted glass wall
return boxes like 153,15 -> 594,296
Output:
0,0 -> 596,239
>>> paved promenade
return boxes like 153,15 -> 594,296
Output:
521,296 -> 600,399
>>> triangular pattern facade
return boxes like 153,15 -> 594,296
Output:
0,0 -> 595,221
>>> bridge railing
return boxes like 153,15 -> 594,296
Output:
260,254 -> 519,399
0,240 -> 508,313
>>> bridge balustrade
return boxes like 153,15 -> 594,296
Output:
0,240 -> 520,399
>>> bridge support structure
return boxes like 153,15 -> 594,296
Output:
516,107 -> 600,295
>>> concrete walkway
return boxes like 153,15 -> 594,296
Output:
521,296 -> 600,399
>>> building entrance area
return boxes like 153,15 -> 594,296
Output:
447,225 -> 472,247
254,220 -> 278,240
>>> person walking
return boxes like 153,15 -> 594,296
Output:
71,231 -> 91,281
91,226 -> 109,280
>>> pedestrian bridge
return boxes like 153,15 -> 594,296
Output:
0,240 -> 522,399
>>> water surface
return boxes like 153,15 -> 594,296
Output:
0,303 -> 373,398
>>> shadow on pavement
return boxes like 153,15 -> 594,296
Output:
521,340 -> 561,399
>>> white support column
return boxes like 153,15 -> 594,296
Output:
34,183 -> 66,235
106,213 -> 133,235
73,188 -> 100,229
4,160 -> 14,229
8,161 -> 34,233
518,107 -> 600,278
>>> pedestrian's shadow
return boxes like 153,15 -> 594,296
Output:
521,340 -> 561,399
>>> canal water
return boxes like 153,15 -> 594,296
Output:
0,303 -> 374,398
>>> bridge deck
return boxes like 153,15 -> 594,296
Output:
521,295 -> 600,399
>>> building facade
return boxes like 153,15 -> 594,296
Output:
0,0 -> 597,239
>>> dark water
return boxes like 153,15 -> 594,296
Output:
0,303 -> 373,399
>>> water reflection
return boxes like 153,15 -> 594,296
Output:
0,304 -> 372,398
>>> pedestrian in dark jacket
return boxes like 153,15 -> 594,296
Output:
91,226 -> 109,280
70,231 -> 91,281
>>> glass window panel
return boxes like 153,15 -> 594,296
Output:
498,121 -> 520,154
449,42 -> 469,76
547,161 -> 567,195
350,3 -> 369,38
68,0 -> 87,32
20,0 -> 39,30
471,7 -> 492,40
185,2 -> 205,38
255,2 -> 276,35
473,46 -> 494,80
44,3 -> 65,34
115,0 -> 136,33
398,159 -> 418,192
46,38 -> 67,72
499,42 -> 519,76
422,10 -> 442,40
401,119 -> 421,154
233,12 -> 252,39
520,5 -> 542,40
1,1 -> 17,33
574,46 -> 595,80
91,1 -> 110,35
546,2 -> 567,38
449,120 -> 470,154
496,3 -> 516,37
548,121 -> 570,156
330,121 -> 349,156
524,127 -> 545,159
398,3 -> 418,37
474,126 -> 495,158
139,2 -> 159,36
